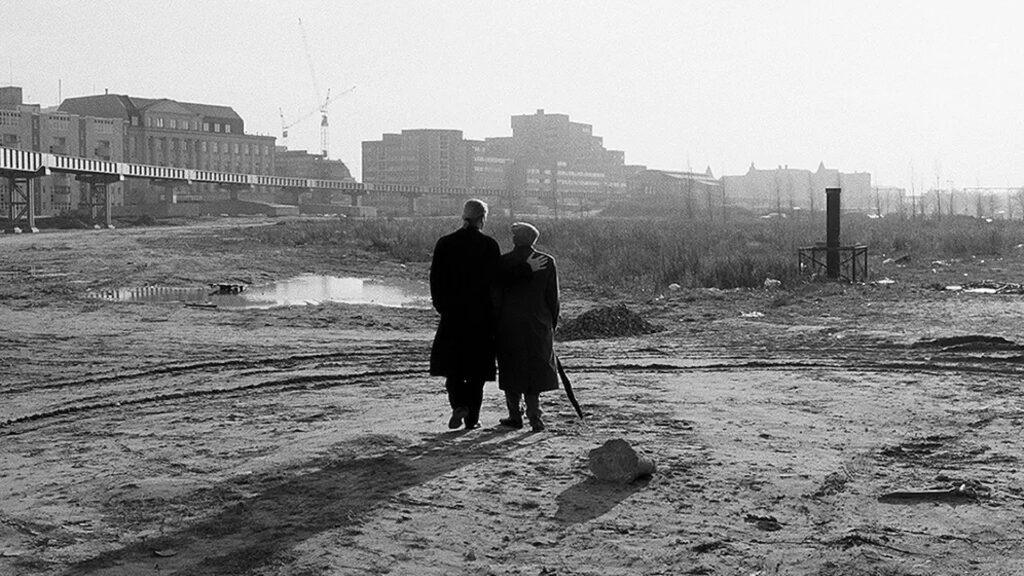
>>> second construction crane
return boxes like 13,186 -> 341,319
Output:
279,18 -> 354,158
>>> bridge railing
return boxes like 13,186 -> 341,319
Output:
309,179 -> 365,191
193,169 -> 248,185
1,145 -> 516,199
127,164 -> 192,181
252,174 -> 312,189
47,154 -> 121,176
0,147 -> 43,174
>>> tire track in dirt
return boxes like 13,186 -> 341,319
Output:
0,367 -> 425,435
0,343 -> 430,434
5,352 -> 1021,437
0,341 -> 428,394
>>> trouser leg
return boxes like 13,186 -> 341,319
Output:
464,379 -> 485,428
499,391 -> 524,428
504,391 -> 523,419
525,394 -> 543,431
445,377 -> 469,429
445,377 -> 465,410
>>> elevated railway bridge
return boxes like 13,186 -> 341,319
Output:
2,146 -> 604,233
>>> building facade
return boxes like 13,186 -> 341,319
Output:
58,93 -> 276,206
495,109 -> 628,214
1,86 -> 127,218
721,162 -> 872,213
361,111 -> 629,216
362,129 -> 511,215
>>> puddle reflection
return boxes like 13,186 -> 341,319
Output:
87,275 -> 430,309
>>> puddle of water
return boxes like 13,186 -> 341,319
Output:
87,275 -> 430,309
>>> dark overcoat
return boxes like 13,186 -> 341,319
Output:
429,226 -> 500,381
496,246 -> 560,395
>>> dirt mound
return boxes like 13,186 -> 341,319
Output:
556,303 -> 663,341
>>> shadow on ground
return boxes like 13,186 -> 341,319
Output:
553,476 -> 650,524
64,428 -> 525,576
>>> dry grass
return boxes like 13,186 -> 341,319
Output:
243,210 -> 1024,292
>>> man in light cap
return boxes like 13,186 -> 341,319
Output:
429,201 -> 547,430
495,221 -> 559,432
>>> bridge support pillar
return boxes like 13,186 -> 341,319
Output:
3,173 -> 38,233
77,174 -> 122,229
505,191 -> 516,219
281,187 -> 309,206
346,192 -> 364,207
151,181 -> 179,205
401,193 -> 420,216
220,183 -> 253,201
315,189 -> 333,205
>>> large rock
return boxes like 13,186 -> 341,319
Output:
588,439 -> 656,483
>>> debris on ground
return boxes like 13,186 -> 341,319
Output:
743,513 -> 784,531
588,438 -> 656,483
939,281 -> 1024,294
556,304 -> 663,341
878,482 -> 985,504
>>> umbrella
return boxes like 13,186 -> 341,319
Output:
556,357 -> 585,420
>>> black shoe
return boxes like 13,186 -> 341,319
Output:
499,417 -> 523,429
529,417 -> 545,432
448,408 -> 467,429
464,420 -> 480,430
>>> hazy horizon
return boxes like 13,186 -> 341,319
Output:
3,0 -> 1023,190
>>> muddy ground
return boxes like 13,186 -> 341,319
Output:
1,216 -> 1023,576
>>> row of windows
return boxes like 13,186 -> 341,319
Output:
136,116 -> 234,134
473,156 -> 510,165
474,166 -> 505,174
0,111 -> 19,127
139,138 -> 270,156
147,156 -> 272,174
527,167 -> 605,179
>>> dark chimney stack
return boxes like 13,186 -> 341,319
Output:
826,187 -> 841,278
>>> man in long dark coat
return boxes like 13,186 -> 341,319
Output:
495,222 -> 559,432
429,200 -> 546,430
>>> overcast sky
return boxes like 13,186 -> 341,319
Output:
3,0 -> 1023,189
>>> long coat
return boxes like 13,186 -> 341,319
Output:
429,226 -> 500,381
496,246 -> 560,395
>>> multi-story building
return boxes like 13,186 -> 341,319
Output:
58,92 -> 276,206
1,86 -> 126,217
362,129 -> 507,215
467,139 -> 512,191
363,129 -> 471,187
487,109 -> 629,214
721,162 -> 872,213
362,111 -> 629,215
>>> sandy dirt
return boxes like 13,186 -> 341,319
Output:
1,216 -> 1023,576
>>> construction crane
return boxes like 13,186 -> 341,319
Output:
279,18 -> 355,157
279,85 -> 356,154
